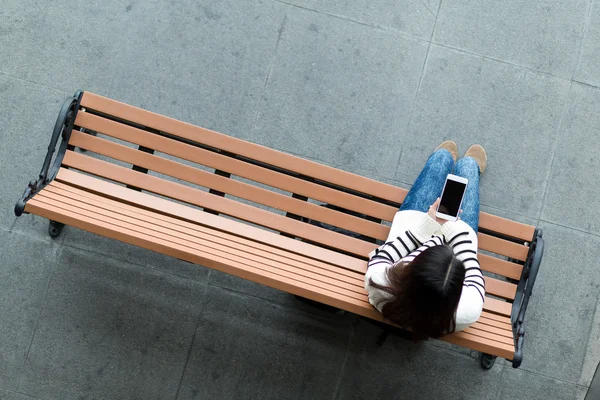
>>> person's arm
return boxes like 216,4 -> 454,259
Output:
372,200 -> 446,263
367,229 -> 424,268
404,213 -> 442,244
454,289 -> 484,330
365,228 -> 430,300
440,220 -> 485,328
397,234 -> 446,264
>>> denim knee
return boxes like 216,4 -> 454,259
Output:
456,156 -> 479,172
431,149 -> 455,166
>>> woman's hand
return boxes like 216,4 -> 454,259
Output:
428,198 -> 462,225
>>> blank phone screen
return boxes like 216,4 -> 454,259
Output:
438,179 -> 467,217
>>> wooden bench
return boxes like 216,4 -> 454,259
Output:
15,91 -> 544,369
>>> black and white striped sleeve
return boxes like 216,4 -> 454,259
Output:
367,229 -> 424,269
398,234 -> 445,264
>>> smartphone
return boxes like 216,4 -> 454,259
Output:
436,174 -> 468,222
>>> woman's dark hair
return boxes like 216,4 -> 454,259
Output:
370,244 -> 465,340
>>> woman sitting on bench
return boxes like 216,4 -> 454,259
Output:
365,142 -> 487,340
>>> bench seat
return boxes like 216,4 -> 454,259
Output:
15,91 -> 544,368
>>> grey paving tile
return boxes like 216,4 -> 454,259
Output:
377,177 -> 412,192
518,222 -> 600,383
249,6 -> 428,182
10,215 -> 63,246
0,389 -> 16,400
337,319 -> 503,400
541,83 -> 600,234
61,226 -> 211,282
0,75 -> 68,236
0,1 -> 125,93
0,230 -> 57,391
497,369 -> 580,400
0,389 -> 42,400
425,336 -> 484,359
19,245 -> 207,400
396,45 -> 570,216
280,0 -> 440,39
9,392 -> 43,400
208,269 -> 297,306
178,285 -> 353,400
479,205 -> 540,229
580,293 -> 600,387
106,0 -> 286,139
434,0 -> 589,78
575,1 -> 600,87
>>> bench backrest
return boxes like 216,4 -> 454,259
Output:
66,92 -> 536,319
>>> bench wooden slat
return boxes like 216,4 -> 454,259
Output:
464,320 -> 511,337
75,112 -> 399,222
54,168 -> 368,273
80,92 -> 407,205
27,196 -> 373,308
480,311 -> 512,324
478,213 -> 535,242
477,315 -> 512,330
483,297 -> 512,317
478,233 -> 529,261
39,188 -> 367,297
68,130 -> 389,240
378,318 -> 514,354
440,331 -> 514,360
479,311 -> 513,325
484,276 -> 517,300
478,254 -> 523,280
48,182 -> 365,285
468,322 -> 513,340
61,151 -> 376,258
462,326 -> 514,346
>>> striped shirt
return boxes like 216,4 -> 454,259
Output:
365,215 -> 484,332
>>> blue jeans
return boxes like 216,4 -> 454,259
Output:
399,149 -> 480,232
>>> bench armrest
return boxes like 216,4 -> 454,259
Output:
511,228 -> 544,368
14,91 -> 83,216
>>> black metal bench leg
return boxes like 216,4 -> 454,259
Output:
81,127 -> 97,137
376,328 -> 389,346
77,127 -> 97,152
48,220 -> 65,238
480,353 -> 497,369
